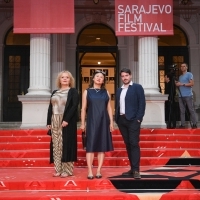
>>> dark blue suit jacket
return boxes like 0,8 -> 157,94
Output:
115,83 -> 146,123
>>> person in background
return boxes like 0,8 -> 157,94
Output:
80,70 -> 114,179
115,68 -> 146,179
164,73 -> 177,129
47,70 -> 79,178
175,63 -> 197,129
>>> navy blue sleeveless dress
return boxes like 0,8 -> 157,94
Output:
86,88 -> 113,152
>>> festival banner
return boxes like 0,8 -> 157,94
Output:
14,0 -> 74,33
115,0 -> 173,36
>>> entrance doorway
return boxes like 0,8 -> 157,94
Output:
3,28 -> 30,121
80,52 -> 116,111
76,24 -> 118,113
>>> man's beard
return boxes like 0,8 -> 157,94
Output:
123,79 -> 131,85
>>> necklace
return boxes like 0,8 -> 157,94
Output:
94,88 -> 100,93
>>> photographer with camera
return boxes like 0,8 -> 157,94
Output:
164,73 -> 177,129
175,63 -> 197,129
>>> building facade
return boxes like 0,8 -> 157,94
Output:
0,0 -> 200,128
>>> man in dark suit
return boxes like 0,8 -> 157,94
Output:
115,68 -> 146,179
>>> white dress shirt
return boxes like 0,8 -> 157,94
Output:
120,81 -> 133,115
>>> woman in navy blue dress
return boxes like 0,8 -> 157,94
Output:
80,70 -> 114,179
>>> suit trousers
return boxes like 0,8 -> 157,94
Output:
117,115 -> 141,172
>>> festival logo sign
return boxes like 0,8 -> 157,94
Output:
115,0 -> 173,36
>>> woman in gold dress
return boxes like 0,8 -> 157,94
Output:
47,71 -> 79,178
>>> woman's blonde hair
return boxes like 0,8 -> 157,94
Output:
56,70 -> 75,88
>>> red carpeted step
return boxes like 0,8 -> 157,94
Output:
0,149 -> 50,158
0,129 -> 48,136
1,128 -> 200,168
111,134 -> 200,141
78,149 -> 200,158
0,136 -> 51,142
1,141 -> 200,150
0,191 -> 139,200
105,149 -> 200,157
139,141 -> 200,148
140,134 -> 200,141
0,189 -> 199,200
1,128 -> 200,136
1,128 -> 200,200
143,128 -> 200,134
0,142 -> 50,150
1,149 -> 199,159
0,158 -> 53,167
0,157 -> 172,167
1,134 -> 200,143
0,167 -> 200,200
0,141 -> 124,150
114,128 -> 200,135
111,141 -> 200,148
1,134 -> 200,144
2,178 -> 114,191
0,129 -> 81,136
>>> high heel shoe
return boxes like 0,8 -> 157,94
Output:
95,174 -> 102,179
53,172 -> 61,177
60,172 -> 68,178
87,175 -> 94,179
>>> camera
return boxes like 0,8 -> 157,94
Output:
167,64 -> 179,80
169,64 -> 179,71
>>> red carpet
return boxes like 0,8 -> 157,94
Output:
0,166 -> 200,200
1,128 -> 200,167
0,128 -> 200,199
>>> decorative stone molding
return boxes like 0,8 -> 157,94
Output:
142,94 -> 168,128
18,95 -> 51,128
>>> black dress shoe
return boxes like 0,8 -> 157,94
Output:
87,175 -> 94,179
178,125 -> 185,129
122,170 -> 133,176
95,174 -> 102,179
133,171 -> 141,179
192,124 -> 197,129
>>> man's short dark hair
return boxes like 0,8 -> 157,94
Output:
181,63 -> 188,69
120,68 -> 131,75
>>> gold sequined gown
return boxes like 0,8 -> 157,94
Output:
51,89 -> 73,175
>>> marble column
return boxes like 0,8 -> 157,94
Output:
18,34 -> 51,128
128,36 -> 138,83
27,34 -> 51,95
138,36 -> 160,94
52,34 -> 66,90
132,37 -> 139,83
138,36 -> 168,128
